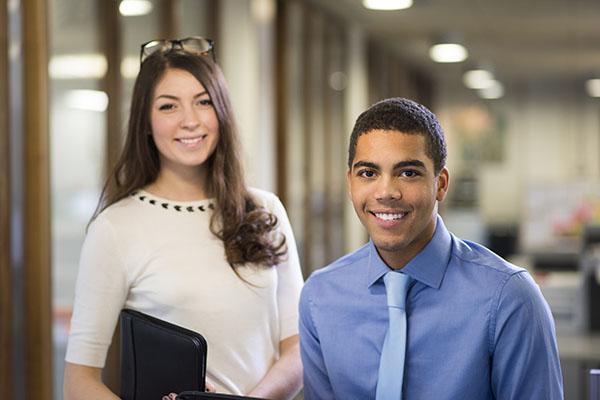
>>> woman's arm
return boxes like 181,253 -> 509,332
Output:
247,335 -> 303,400
63,362 -> 120,400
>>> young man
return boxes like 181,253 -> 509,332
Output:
299,98 -> 563,399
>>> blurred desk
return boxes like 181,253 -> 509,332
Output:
557,333 -> 600,400
558,333 -> 600,361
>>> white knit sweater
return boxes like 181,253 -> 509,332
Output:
65,188 -> 304,395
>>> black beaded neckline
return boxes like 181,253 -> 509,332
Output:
132,191 -> 214,213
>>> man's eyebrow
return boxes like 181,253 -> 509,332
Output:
352,160 -> 426,169
393,160 -> 426,169
352,161 -> 379,170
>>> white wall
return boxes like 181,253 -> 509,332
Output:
219,0 -> 276,192
438,78 -> 600,225
218,1 -> 370,254
344,24 -> 370,253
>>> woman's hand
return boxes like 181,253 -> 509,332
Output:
162,381 -> 216,399
247,335 -> 302,400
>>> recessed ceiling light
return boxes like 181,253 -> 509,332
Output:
585,79 -> 600,97
363,0 -> 413,11
429,43 -> 468,63
329,71 -> 348,91
119,0 -> 153,17
478,81 -> 504,99
463,69 -> 495,89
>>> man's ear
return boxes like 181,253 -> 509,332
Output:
346,169 -> 352,199
436,167 -> 450,202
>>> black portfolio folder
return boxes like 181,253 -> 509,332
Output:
178,391 -> 265,400
120,309 -> 266,400
120,309 -> 207,399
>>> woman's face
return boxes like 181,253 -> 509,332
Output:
150,67 -> 219,178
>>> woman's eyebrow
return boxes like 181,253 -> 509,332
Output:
155,91 -> 209,101
154,94 -> 179,100
193,91 -> 209,99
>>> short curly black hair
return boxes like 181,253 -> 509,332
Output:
348,97 -> 447,175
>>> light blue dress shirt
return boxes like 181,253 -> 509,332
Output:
299,216 -> 563,400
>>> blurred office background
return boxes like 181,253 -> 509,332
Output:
2,0 -> 600,398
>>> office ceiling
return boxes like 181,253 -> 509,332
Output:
310,0 -> 600,89
49,0 -> 600,95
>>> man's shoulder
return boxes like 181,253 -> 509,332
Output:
451,235 -> 525,277
302,243 -> 370,295
312,243 -> 369,277
300,243 -> 370,310
448,235 -> 552,312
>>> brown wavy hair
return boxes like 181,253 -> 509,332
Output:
92,49 -> 286,268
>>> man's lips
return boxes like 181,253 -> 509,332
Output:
369,210 -> 408,221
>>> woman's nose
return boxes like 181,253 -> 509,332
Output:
180,107 -> 201,130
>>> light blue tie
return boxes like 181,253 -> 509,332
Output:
376,271 -> 412,400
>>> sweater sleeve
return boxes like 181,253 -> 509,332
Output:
269,194 -> 304,341
65,215 -> 129,367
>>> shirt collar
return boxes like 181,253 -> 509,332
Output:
366,215 -> 452,289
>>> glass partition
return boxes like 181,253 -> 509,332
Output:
49,0 -> 161,397
49,1 -> 104,398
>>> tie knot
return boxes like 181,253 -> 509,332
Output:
383,271 -> 411,309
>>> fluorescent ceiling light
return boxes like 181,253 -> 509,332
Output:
119,0 -> 153,16
585,79 -> 600,98
8,0 -> 18,13
429,43 -> 468,63
121,56 -> 140,79
65,90 -> 109,112
463,69 -> 495,89
251,0 -> 276,22
363,0 -> 413,10
49,54 -> 107,79
478,81 -> 504,99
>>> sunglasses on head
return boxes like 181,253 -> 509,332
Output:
139,36 -> 215,64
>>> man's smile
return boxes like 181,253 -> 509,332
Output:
370,211 -> 408,221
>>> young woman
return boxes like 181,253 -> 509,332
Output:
63,37 -> 304,399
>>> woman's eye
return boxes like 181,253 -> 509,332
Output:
197,98 -> 213,106
158,103 -> 175,111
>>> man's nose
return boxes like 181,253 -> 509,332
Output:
374,175 -> 402,201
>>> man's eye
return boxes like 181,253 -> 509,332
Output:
401,170 -> 419,178
359,170 -> 376,178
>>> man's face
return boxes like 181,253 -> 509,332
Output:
347,129 -> 449,269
